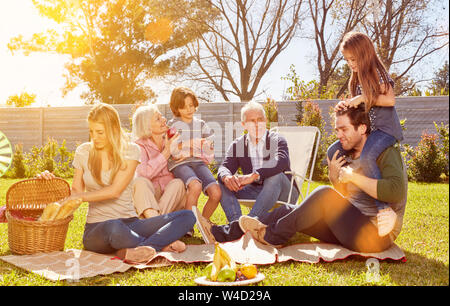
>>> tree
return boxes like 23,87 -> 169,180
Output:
282,64 -> 345,101
360,0 -> 449,94
6,92 -> 37,107
306,0 -> 368,97
8,0 -> 216,104
304,0 -> 448,97
428,61 -> 449,95
182,0 -> 304,102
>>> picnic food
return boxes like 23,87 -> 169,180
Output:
54,198 -> 82,220
38,202 -> 61,221
204,263 -> 214,278
217,265 -> 236,282
205,243 -> 238,282
167,127 -> 178,139
240,263 -> 258,279
202,243 -> 260,283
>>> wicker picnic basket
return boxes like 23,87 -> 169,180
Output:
5,178 -> 72,255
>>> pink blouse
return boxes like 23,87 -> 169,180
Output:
135,137 -> 175,192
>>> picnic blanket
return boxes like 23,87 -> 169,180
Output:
0,232 -> 406,282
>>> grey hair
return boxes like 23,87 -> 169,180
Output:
240,101 -> 266,122
132,104 -> 159,140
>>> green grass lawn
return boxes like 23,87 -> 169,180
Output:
0,178 -> 448,286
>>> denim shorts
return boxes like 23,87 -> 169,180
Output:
171,161 -> 218,192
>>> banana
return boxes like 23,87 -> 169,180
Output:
210,243 -> 238,281
217,244 -> 236,271
210,243 -> 221,281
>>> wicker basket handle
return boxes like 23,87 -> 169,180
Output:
6,178 -> 71,211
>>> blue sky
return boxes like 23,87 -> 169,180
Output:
0,0 -> 448,107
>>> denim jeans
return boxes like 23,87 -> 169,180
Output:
172,161 -> 218,192
83,210 -> 196,254
219,173 -> 299,223
327,130 -> 397,211
261,186 -> 393,253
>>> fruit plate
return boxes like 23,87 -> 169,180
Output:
194,273 -> 265,286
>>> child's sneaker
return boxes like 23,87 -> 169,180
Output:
192,206 -> 216,244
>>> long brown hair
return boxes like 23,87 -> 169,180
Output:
340,32 -> 391,112
87,103 -> 128,186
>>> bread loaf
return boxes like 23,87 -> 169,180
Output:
39,202 -> 61,221
55,198 -> 82,220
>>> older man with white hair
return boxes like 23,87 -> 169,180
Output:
193,101 -> 299,243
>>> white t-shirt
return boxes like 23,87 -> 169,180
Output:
72,142 -> 141,223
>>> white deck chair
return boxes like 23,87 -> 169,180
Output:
239,126 -> 321,209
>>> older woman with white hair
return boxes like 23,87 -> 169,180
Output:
132,105 -> 187,221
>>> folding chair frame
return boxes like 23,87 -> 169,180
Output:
237,126 -> 321,209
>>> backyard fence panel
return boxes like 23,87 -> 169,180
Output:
0,97 -> 448,162
0,107 -> 42,151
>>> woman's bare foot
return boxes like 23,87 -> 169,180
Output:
162,240 -> 186,253
116,246 -> 156,264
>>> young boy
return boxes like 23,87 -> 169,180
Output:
168,87 -> 221,226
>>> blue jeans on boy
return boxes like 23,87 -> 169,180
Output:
219,173 -> 299,223
83,210 -> 196,254
327,129 -> 396,211
172,161 -> 218,192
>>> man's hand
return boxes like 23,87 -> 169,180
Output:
338,166 -> 354,184
327,150 -> 347,183
223,175 -> 241,192
237,173 -> 258,187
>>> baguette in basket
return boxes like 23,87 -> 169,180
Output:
38,202 -> 61,221
54,198 -> 83,220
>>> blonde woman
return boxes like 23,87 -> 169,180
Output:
132,104 -> 187,218
38,103 -> 195,264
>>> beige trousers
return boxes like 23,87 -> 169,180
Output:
132,177 -> 186,218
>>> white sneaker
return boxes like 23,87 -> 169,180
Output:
377,207 -> 397,237
192,206 -> 216,244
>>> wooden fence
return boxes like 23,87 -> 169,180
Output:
0,96 -> 448,163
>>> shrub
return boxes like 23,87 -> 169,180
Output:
296,100 -> 337,181
9,144 -> 27,178
7,138 -> 75,179
282,64 -> 339,100
404,132 -> 448,182
54,140 -> 75,178
263,98 -> 278,129
208,160 -> 219,176
434,122 -> 449,163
